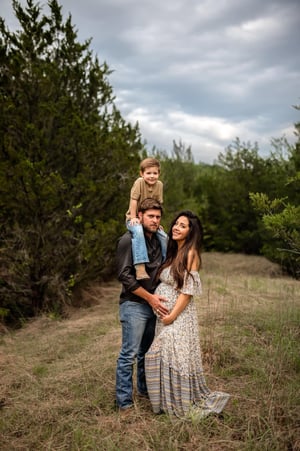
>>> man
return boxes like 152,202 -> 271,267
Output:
115,198 -> 169,413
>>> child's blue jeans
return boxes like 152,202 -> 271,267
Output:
126,222 -> 167,264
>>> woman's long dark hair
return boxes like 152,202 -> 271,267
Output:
158,210 -> 203,289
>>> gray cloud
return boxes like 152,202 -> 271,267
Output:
2,0 -> 300,162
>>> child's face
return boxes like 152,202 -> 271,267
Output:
141,166 -> 160,185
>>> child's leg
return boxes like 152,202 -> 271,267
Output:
126,222 -> 150,280
157,228 -> 168,262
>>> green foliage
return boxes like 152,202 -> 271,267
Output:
199,139 -> 268,253
0,1 -> 299,325
0,0 -> 143,323
195,135 -> 299,258
250,188 -> 300,278
153,131 -> 300,275
249,105 -> 300,277
154,140 -> 207,229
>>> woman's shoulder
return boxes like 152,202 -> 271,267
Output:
187,249 -> 200,271
182,268 -> 202,295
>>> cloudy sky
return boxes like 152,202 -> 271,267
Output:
2,0 -> 300,163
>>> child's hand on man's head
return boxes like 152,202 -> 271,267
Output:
130,218 -> 141,226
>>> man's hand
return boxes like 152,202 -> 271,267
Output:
131,287 -> 169,315
149,294 -> 169,316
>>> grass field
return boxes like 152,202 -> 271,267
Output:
0,253 -> 299,450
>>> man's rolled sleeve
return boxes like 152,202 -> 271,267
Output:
116,233 -> 140,293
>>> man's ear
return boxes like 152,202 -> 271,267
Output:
138,211 -> 143,221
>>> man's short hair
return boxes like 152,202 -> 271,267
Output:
138,198 -> 163,214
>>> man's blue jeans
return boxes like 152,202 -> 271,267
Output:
126,222 -> 167,264
116,301 -> 156,409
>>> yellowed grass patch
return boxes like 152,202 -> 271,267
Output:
0,253 -> 299,450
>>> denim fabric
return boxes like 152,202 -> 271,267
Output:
126,222 -> 149,264
126,222 -> 168,264
156,228 -> 168,262
116,301 -> 156,409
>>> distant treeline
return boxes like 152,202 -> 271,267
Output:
159,136 -> 299,277
1,0 -> 299,325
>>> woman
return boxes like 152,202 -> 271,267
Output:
145,211 -> 230,419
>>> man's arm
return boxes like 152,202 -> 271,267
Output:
131,286 -> 169,315
117,233 -> 140,293
117,233 -> 168,314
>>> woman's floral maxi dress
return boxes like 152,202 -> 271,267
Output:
145,267 -> 230,418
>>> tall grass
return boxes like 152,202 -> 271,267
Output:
0,254 -> 299,450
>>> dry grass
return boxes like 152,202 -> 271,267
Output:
0,253 -> 299,450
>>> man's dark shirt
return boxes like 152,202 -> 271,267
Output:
116,231 -> 163,304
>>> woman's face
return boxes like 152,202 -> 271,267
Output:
172,216 -> 190,243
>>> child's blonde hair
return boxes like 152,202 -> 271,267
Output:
140,157 -> 160,173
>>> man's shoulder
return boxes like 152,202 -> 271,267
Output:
118,231 -> 132,242
117,231 -> 133,247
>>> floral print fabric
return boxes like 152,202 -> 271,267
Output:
145,267 -> 230,419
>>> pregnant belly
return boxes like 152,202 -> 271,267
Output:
155,283 -> 177,310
